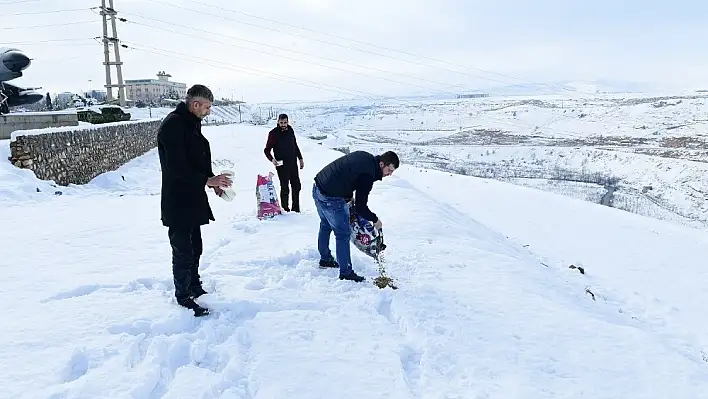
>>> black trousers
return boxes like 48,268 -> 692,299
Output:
276,162 -> 301,211
168,225 -> 204,300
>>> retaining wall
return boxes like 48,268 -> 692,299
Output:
8,120 -> 162,186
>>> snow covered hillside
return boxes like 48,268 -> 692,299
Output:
260,92 -> 708,228
2,125 -> 708,398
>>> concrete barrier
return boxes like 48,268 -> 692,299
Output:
0,112 -> 78,140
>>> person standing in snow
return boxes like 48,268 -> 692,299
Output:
263,113 -> 304,212
157,84 -> 232,317
312,150 -> 399,282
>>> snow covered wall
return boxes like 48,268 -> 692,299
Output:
8,120 -> 162,185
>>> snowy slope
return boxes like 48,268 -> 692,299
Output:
2,125 -> 708,398
257,93 -> 708,228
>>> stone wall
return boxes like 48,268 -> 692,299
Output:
8,120 -> 162,186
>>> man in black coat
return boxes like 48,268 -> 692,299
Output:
263,113 -> 304,212
157,84 -> 232,316
312,150 -> 399,282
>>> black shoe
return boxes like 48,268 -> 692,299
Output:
319,259 -> 339,268
339,272 -> 365,282
191,285 -> 208,299
177,297 -> 210,317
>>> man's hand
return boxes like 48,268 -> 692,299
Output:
299,159 -> 304,169
207,173 -> 232,188
213,186 -> 224,196
373,219 -> 382,230
272,158 -> 280,167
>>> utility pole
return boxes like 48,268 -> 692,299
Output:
100,0 -> 126,106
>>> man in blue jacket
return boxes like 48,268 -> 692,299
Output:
312,150 -> 399,282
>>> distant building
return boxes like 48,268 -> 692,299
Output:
125,71 -> 187,103
56,92 -> 74,107
86,90 -> 106,101
457,93 -> 490,99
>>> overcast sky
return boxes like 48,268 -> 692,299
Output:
4,0 -> 706,102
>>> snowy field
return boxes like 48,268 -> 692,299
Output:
261,92 -> 708,228
2,123 -> 708,398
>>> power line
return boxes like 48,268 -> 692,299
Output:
0,0 -> 40,4
1,38 -> 96,45
131,1 -> 609,131
196,0 -> 534,83
141,0 -> 519,87
116,41 -> 597,139
119,42 -> 380,100
117,13 -> 469,96
115,13 -> 595,130
1,20 -> 96,30
144,0 -> 574,92
6,8 -> 88,16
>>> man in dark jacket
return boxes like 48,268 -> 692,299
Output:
312,150 -> 399,282
157,84 -> 232,316
263,113 -> 304,212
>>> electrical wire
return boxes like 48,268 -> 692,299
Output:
140,0 -> 520,87
6,8 -> 88,15
115,41 -> 599,139
144,0 -> 575,93
0,0 -> 40,4
1,38 -> 97,45
193,0 -> 577,93
112,13 -> 595,134
118,42 -> 382,100
117,13 -> 470,96
1,21 -> 96,30
127,2 -> 637,131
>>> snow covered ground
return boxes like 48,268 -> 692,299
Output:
261,92 -> 708,228
2,123 -> 708,398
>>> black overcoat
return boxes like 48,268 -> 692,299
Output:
157,102 -> 215,228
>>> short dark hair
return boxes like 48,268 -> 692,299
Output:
278,113 -> 288,120
185,84 -> 214,104
380,151 -> 400,168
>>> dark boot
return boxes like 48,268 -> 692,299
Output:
339,271 -> 365,282
177,297 -> 210,317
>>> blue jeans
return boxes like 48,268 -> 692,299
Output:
312,184 -> 353,275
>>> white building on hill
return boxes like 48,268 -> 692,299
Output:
125,71 -> 187,104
